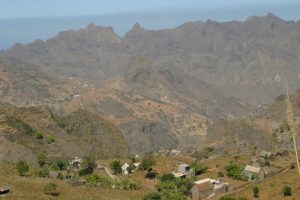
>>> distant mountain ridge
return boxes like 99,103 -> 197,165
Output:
0,13 -> 299,152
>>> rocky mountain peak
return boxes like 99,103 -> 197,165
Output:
124,23 -> 146,38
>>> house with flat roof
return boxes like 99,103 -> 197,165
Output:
243,165 -> 265,181
191,181 -> 214,200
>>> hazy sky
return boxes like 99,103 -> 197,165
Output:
1,0 -> 300,49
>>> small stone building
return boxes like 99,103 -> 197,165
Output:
243,165 -> 265,181
191,181 -> 214,200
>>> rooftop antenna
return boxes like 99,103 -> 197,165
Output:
285,80 -> 300,175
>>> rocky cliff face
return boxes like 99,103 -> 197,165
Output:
0,13 -> 299,153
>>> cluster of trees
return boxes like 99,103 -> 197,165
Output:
143,173 -> 193,200
224,161 -> 244,180
85,174 -> 141,190
110,154 -> 156,175
36,153 -> 69,178
191,163 -> 208,175
78,156 -> 97,176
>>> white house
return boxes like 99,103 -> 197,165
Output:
122,163 -> 129,175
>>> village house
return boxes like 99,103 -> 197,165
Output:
191,178 -> 233,200
243,165 -> 265,181
173,154 -> 197,165
173,163 -> 195,178
68,156 -> 82,170
191,181 -> 214,200
133,162 -> 140,169
122,163 -> 129,175
260,150 -> 274,160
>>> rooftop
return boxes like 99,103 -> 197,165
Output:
244,165 -> 262,173
195,181 -> 214,192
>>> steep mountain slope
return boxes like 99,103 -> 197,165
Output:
0,13 -> 299,152
0,103 -> 130,164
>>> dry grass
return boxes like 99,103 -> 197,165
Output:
227,169 -> 300,200
0,163 -> 149,200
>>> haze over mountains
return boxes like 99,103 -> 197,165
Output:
0,13 -> 299,153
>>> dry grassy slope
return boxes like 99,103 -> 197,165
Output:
0,103 -> 130,165
207,89 -> 300,154
207,119 -> 273,154
0,163 -> 148,200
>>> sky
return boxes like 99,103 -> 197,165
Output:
1,0 -> 300,49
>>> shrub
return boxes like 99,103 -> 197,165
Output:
110,160 -> 123,175
78,167 -> 93,176
37,168 -> 49,178
47,136 -> 55,144
139,154 -> 156,171
253,186 -> 260,198
35,130 -> 44,139
79,156 -> 97,176
86,175 -> 141,190
129,179 -> 141,190
16,160 -> 29,176
160,173 -> 175,182
37,153 -> 47,167
191,163 -> 208,175
50,159 -> 68,171
282,186 -> 292,196
143,192 -> 161,200
86,174 -> 100,187
44,182 -> 58,196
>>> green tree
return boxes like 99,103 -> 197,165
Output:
253,186 -> 260,198
224,161 -> 244,180
191,163 -> 208,175
37,153 -> 47,168
282,186 -> 292,196
37,168 -> 49,178
51,159 -> 68,171
110,160 -> 123,175
16,160 -> 29,176
139,154 -> 156,171
44,182 -> 58,196
78,156 -> 97,176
